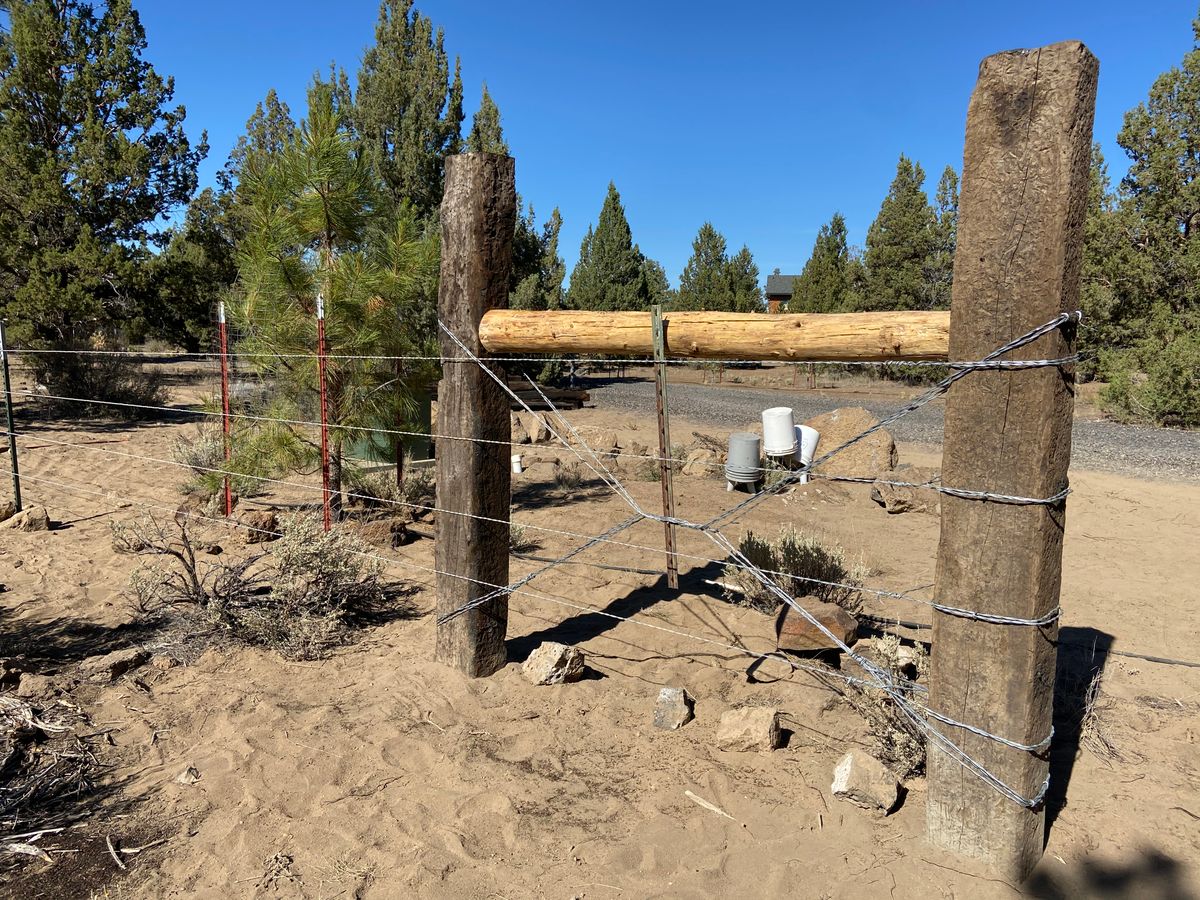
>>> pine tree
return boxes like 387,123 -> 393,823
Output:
233,79 -> 440,514
861,155 -> 936,311
0,0 -> 206,343
466,83 -> 507,154
352,0 -> 464,216
641,256 -> 673,306
726,246 -> 762,312
794,213 -> 852,313
566,183 -> 650,311
511,208 -> 565,311
924,166 -> 958,310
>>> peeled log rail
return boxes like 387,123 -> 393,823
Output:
478,310 -> 951,362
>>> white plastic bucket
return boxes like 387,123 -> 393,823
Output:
511,454 -> 524,474
795,425 -> 819,484
762,407 -> 797,456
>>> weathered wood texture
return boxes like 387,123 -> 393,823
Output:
478,309 -> 950,361
927,42 -> 1096,878
435,153 -> 517,677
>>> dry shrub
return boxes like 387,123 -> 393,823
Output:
115,513 -> 398,660
634,444 -> 685,481
346,466 -> 435,513
171,422 -> 266,499
509,523 -> 540,553
553,460 -> 584,494
27,346 -> 166,418
724,526 -> 867,615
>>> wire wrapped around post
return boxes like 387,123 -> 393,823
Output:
316,294 -> 332,532
217,302 -> 233,518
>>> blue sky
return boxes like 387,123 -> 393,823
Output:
137,1 -> 1197,286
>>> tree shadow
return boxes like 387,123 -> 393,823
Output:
1046,625 -> 1115,838
1026,847 -> 1196,899
0,603 -> 166,675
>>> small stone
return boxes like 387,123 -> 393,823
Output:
521,642 -> 585,685
681,448 -> 718,477
80,647 -> 149,683
870,465 -> 940,515
715,707 -> 782,752
150,655 -> 181,671
522,413 -> 552,444
175,765 -> 201,785
14,673 -> 57,699
776,600 -> 858,653
0,506 -> 50,532
802,408 -> 897,479
239,510 -> 279,544
653,687 -> 694,730
0,500 -> 15,523
831,749 -> 900,814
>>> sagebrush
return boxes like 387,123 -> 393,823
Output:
724,526 -> 867,614
114,512 -> 399,659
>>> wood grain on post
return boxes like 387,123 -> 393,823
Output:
478,309 -> 949,361
435,153 -> 516,677
927,42 -> 1096,878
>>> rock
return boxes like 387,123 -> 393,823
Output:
681,448 -> 718,477
0,500 -> 15,524
831,749 -> 900,814
150,655 -> 181,671
715,707 -> 782,752
521,642 -> 585,685
776,600 -> 858,652
175,764 -> 202,785
239,510 -> 279,544
80,647 -> 149,683
522,412 -> 552,444
802,408 -> 897,478
14,673 -> 57,699
510,413 -> 531,445
0,506 -> 50,532
871,465 -> 940,515
653,687 -> 694,730
590,430 -> 620,455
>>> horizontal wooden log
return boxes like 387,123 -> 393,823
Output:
478,310 -> 950,362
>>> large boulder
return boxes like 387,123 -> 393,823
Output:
802,407 -> 897,479
520,412 -> 552,444
776,600 -> 858,653
510,413 -> 531,445
871,464 -> 940,515
239,510 -> 279,544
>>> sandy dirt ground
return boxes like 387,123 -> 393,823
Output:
1,368 -> 1198,900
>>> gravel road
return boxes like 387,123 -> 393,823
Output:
587,379 -> 1200,483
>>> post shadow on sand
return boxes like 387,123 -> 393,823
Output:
1045,625 -> 1116,838
1026,847 -> 1197,900
504,558 -> 731,666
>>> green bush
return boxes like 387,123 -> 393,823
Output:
1101,323 -> 1200,428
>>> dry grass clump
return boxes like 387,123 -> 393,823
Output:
634,445 -> 685,482
724,526 -> 867,615
170,422 -> 265,500
345,466 -> 434,513
1055,655 -> 1127,763
553,460 -> 584,495
114,513 -> 399,660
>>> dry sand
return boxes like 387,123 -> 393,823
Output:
1,375 -> 1198,899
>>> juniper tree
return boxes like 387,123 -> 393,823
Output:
352,0 -> 464,216
0,0 -> 205,343
924,166 -> 959,310
676,223 -> 730,310
466,83 -> 507,154
567,183 -> 650,311
511,208 -> 565,311
794,213 -> 853,313
233,79 -> 440,515
861,155 -> 936,311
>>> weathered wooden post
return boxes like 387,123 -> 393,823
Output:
928,42 -> 1096,879
435,153 -> 517,677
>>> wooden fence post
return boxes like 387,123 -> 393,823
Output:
435,153 -> 517,677
927,42 -> 1096,879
